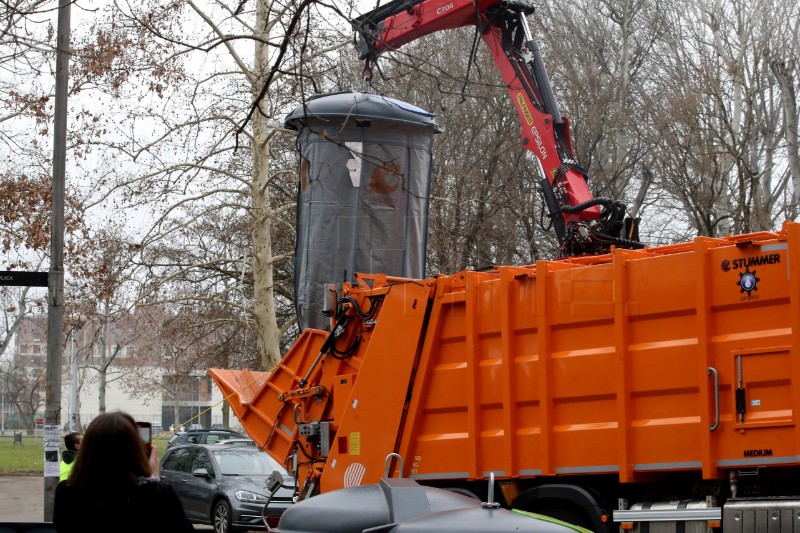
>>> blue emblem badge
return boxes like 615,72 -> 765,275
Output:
737,267 -> 760,295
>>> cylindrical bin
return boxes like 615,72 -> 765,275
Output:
272,477 -> 582,533
285,91 -> 440,331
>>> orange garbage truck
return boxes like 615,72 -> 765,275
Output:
211,0 -> 800,529
212,221 -> 800,532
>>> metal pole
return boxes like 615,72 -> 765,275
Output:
44,0 -> 71,521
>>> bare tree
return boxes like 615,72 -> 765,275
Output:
83,0 -> 357,370
646,0 -> 798,236
65,229 -> 156,413
764,0 -> 800,218
0,355 -> 45,433
125,303 -> 240,428
542,0 -> 663,226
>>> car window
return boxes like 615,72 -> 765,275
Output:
163,447 -> 193,473
225,440 -> 255,447
190,449 -> 215,476
211,449 -> 287,476
207,433 -> 240,444
186,434 -> 200,444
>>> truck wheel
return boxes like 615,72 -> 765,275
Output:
212,498 -> 232,533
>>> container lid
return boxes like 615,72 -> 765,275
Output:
273,478 -> 585,533
284,91 -> 441,132
273,478 -> 475,533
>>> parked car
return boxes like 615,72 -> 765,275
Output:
166,429 -> 245,449
160,444 -> 294,533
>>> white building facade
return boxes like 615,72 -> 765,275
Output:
10,315 -> 237,434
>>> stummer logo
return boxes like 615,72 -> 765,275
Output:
743,448 -> 773,457
721,253 -> 780,272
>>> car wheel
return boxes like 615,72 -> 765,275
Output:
212,499 -> 232,533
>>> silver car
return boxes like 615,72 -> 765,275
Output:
160,444 -> 294,533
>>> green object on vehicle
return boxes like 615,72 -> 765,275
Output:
512,509 -> 594,533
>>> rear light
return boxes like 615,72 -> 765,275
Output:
265,515 -> 281,528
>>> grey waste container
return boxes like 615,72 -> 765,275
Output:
285,91 -> 440,331
272,477 -> 583,533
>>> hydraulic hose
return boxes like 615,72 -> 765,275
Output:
589,228 -> 646,249
560,197 -> 617,214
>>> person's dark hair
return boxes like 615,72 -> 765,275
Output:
64,432 -> 81,451
68,412 -> 150,491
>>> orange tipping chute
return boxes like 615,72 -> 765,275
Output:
208,329 -> 331,474
208,368 -> 270,419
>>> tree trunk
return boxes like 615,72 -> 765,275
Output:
250,0 -> 282,371
222,401 -> 230,428
98,366 -> 106,414
98,322 -> 107,414
770,59 -> 800,207
173,399 -> 180,431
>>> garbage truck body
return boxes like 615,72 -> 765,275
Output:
212,222 -> 800,532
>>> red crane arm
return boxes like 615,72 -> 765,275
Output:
479,22 -> 597,222
353,0 -> 641,255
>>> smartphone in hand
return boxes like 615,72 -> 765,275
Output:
136,422 -> 152,454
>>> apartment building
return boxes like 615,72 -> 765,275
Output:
8,312 -> 230,432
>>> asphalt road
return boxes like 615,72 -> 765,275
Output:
0,476 -> 214,530
0,476 -> 43,522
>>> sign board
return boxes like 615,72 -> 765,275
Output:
43,425 -> 61,478
0,271 -> 49,287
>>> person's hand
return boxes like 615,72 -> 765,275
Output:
148,445 -> 160,479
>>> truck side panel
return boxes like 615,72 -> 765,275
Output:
397,227 -> 799,483
210,222 -> 800,508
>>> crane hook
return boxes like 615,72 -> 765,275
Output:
362,60 -> 374,93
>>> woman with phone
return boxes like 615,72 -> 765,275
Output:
53,411 -> 194,533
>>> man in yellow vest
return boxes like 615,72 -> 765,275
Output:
59,432 -> 82,482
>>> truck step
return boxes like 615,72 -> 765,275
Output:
723,498 -> 800,532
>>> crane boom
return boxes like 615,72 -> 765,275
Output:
353,0 -> 642,256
